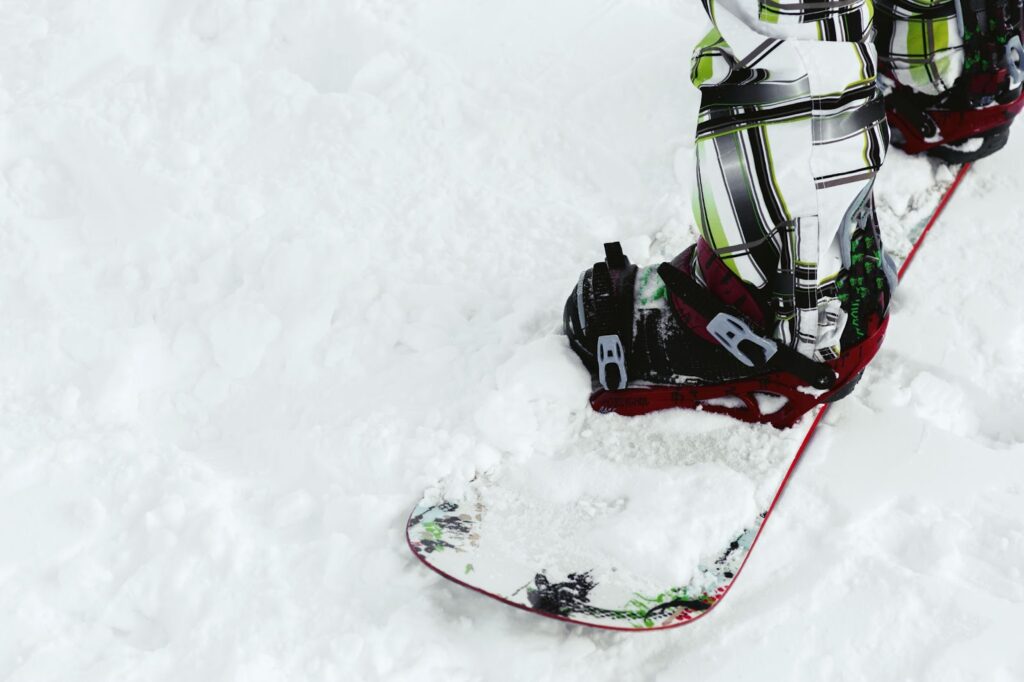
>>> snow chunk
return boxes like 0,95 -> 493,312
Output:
208,299 -> 281,378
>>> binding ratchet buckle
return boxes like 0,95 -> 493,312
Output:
706,313 -> 778,368
1007,35 -> 1024,83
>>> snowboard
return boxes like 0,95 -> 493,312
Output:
406,160 -> 973,631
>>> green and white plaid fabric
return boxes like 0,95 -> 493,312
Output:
874,0 -> 964,95
759,0 -> 876,40
689,0 -> 888,360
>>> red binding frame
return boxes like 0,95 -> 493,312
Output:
888,88 -> 1024,155
590,317 -> 889,429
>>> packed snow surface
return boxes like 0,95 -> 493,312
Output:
426,407 -> 803,592
2,1 -> 1023,681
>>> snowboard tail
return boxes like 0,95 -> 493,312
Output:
407,414 -> 824,630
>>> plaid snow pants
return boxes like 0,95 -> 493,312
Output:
688,0 -> 982,359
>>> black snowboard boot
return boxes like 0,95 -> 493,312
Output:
882,0 -> 1024,162
564,218 -> 894,429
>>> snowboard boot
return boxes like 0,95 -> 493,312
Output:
883,0 -> 1024,162
564,224 -> 894,429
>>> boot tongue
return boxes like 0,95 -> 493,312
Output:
668,239 -> 771,333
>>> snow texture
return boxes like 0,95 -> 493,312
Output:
1,1 -> 1023,680
426,407 -> 803,593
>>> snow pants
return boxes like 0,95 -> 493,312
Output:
689,0 -> 888,361
875,0 -> 965,97
689,0 -> 1010,359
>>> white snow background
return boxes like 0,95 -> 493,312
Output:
2,0 -> 1023,680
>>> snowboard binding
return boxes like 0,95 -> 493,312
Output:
564,237 -> 891,429
884,0 -> 1024,162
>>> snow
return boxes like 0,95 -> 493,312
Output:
1,0 -> 1023,680
446,408 -> 797,590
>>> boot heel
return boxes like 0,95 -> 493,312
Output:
824,370 -> 864,404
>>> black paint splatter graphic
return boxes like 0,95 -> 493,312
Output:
526,572 -> 598,616
416,538 -> 457,554
643,597 -> 712,619
526,570 -> 712,625
410,503 -> 475,555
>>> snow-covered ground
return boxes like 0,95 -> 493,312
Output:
1,1 -> 1022,680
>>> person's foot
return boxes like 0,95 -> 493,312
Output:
885,85 -> 1023,162
564,222 -> 893,429
882,0 -> 1024,162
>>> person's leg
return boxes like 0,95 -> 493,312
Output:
875,0 -> 964,97
564,0 -> 894,427
690,0 -> 891,360
876,0 -> 1024,160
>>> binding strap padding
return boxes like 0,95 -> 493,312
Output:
669,239 -> 771,332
